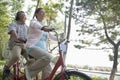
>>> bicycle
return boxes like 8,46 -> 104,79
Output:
43,30 -> 92,80
2,30 -> 92,80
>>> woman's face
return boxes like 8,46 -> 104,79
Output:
36,9 -> 46,21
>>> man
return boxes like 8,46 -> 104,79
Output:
3,11 -> 30,76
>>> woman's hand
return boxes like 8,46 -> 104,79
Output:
59,33 -> 66,42
41,26 -> 55,32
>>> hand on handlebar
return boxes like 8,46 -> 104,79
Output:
49,28 -> 55,31
59,38 -> 65,42
41,26 -> 55,32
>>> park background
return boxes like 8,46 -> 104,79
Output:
1,0 -> 120,80
23,0 -> 120,68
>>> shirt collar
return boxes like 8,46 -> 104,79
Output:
16,21 -> 25,24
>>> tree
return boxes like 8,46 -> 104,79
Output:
41,0 -> 64,27
72,0 -> 120,80
61,0 -> 74,63
9,0 -> 24,20
0,0 -> 11,59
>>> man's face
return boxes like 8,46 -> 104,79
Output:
19,13 -> 26,23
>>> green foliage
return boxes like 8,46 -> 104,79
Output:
0,61 -> 5,79
0,0 -> 11,60
9,0 -> 24,19
0,0 -> 11,28
71,0 -> 120,49
0,0 -> 24,38
0,61 -> 5,65
92,76 -> 107,80
38,0 -> 64,26
72,0 -> 120,79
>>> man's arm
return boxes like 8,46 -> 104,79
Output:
9,30 -> 18,39
10,30 -> 26,42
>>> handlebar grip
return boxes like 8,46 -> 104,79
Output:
49,28 -> 55,31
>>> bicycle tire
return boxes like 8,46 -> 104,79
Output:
53,69 -> 92,80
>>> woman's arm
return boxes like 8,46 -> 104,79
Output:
48,33 -> 57,41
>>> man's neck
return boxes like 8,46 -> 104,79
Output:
17,21 -> 25,24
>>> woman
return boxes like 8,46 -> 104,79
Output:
25,8 -> 57,80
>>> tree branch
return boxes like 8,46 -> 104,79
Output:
97,1 -> 115,47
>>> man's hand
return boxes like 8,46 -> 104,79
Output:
17,37 -> 27,43
18,37 -> 25,42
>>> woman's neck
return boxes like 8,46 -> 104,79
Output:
37,18 -> 42,22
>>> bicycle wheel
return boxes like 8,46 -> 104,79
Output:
53,69 -> 92,80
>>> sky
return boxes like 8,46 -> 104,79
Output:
23,0 -> 120,68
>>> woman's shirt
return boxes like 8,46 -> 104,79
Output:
26,19 -> 44,48
26,19 -> 57,53
26,19 -> 49,53
34,31 -> 48,51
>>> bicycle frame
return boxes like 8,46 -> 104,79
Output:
9,30 -> 66,80
11,58 -> 38,80
44,30 -> 66,80
12,61 -> 26,80
44,50 -> 65,80
2,51 -> 27,80
3,30 -> 92,80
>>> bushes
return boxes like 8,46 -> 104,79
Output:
0,60 -> 6,79
0,61 -> 5,65
92,76 -> 107,80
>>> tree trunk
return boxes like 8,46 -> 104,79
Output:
64,0 -> 74,64
109,47 -> 118,80
110,68 -> 117,80
101,12 -> 118,80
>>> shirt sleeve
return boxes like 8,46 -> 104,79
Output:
8,22 -> 17,34
48,33 -> 57,41
30,19 -> 44,29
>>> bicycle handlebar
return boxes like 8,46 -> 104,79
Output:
49,28 -> 55,31
49,29 -> 69,52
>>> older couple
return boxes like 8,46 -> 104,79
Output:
3,8 -> 56,80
